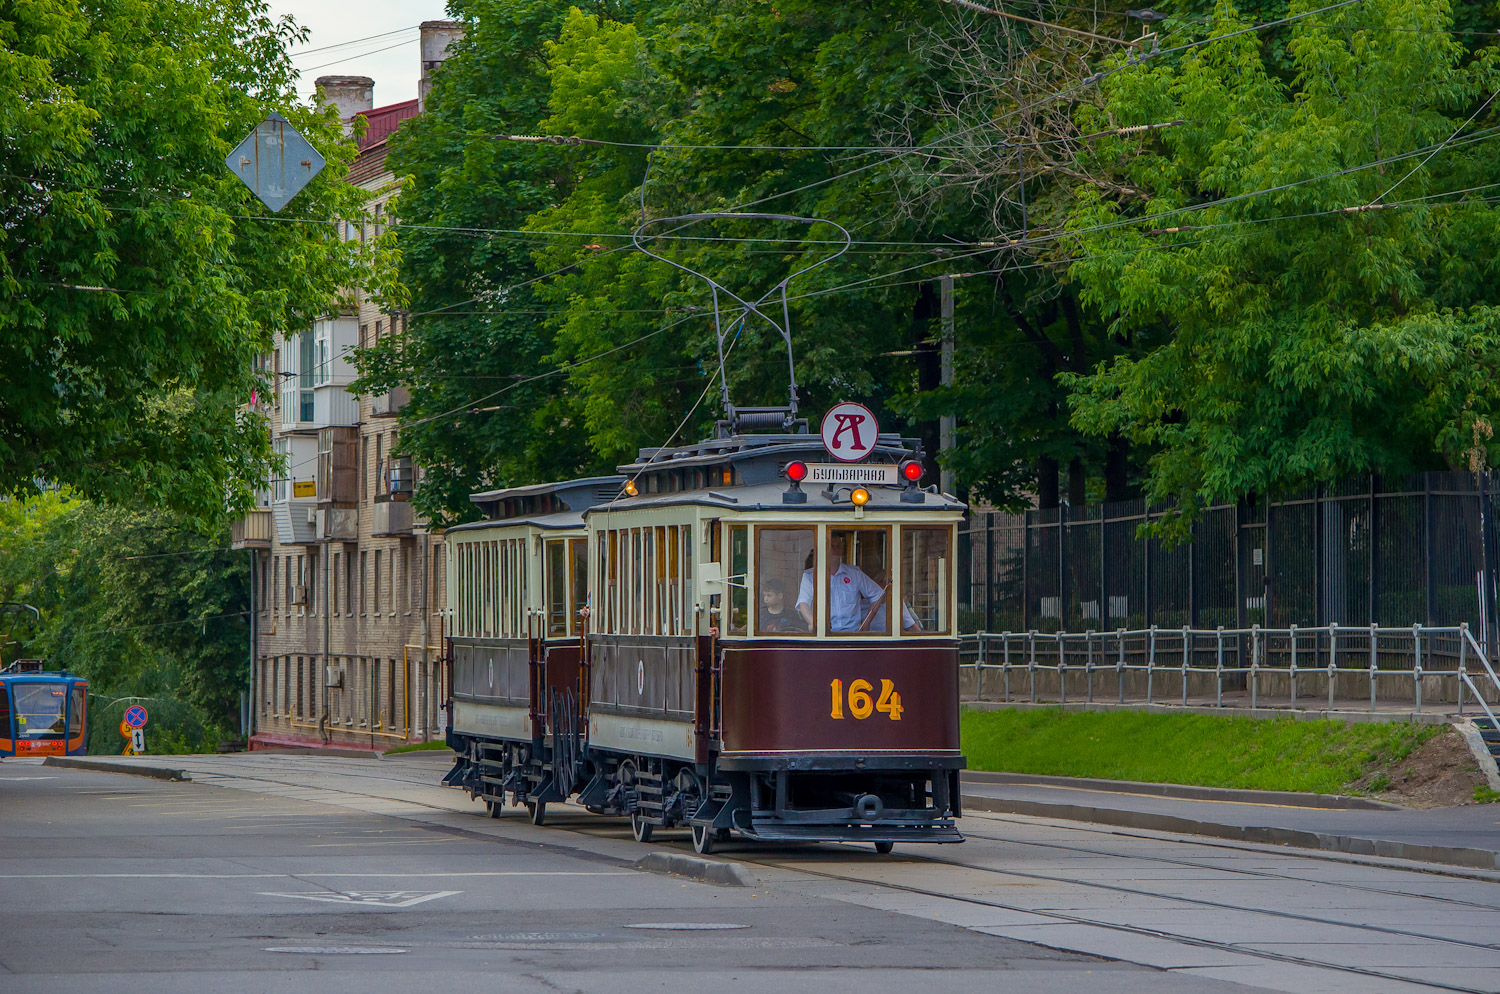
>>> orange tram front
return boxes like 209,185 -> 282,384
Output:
443,430 -> 965,854
0,663 -> 88,758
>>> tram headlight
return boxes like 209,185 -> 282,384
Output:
850,487 -> 871,506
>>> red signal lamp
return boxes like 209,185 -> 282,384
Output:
899,458 -> 924,503
782,460 -> 808,504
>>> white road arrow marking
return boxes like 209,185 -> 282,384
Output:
259,890 -> 460,908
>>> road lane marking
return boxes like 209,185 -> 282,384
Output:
259,890 -> 461,908
0,871 -> 634,879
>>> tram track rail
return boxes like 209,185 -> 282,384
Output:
721,840 -> 1500,993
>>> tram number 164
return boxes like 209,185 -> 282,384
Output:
830,679 -> 903,720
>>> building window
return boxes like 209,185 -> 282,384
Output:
360,550 -> 368,615
346,550 -> 355,618
331,552 -> 341,615
313,322 -> 332,387
374,549 -> 383,615
388,549 -> 396,616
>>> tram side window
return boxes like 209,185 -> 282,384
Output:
545,541 -> 567,636
71,686 -> 85,739
727,524 -> 748,635
756,527 -> 813,635
901,526 -> 952,635
570,539 -> 588,634
0,685 -> 10,737
817,528 -> 897,635
680,524 -> 693,630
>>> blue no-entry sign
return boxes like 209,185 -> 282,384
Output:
124,705 -> 149,729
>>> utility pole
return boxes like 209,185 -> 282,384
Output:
940,274 -> 955,495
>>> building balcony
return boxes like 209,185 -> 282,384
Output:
230,509 -> 273,550
272,499 -> 318,545
372,495 -> 413,536
316,507 -> 358,542
371,385 -> 410,418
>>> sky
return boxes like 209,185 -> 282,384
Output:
269,0 -> 454,109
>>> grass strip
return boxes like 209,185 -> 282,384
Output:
961,707 -> 1442,794
383,740 -> 453,755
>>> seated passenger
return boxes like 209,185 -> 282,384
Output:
758,577 -> 807,633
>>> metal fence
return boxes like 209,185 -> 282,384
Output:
959,624 -> 1500,717
958,472 -> 1500,647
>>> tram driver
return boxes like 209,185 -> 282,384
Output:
797,531 -> 921,633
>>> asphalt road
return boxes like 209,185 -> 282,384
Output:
3,753 -> 1498,994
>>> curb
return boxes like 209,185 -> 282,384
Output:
44,757 -> 190,782
963,793 -> 1500,872
634,851 -> 754,887
962,771 -> 1402,810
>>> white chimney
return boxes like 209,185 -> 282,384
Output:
418,21 -> 464,112
315,75 -> 375,133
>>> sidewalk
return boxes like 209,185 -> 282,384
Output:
961,770 -> 1500,872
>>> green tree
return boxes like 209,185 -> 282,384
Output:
0,0 -> 366,530
0,493 -> 249,752
1061,0 -> 1500,520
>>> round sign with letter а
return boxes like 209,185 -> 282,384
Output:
820,402 -> 879,462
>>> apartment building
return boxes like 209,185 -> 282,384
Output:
232,22 -> 463,751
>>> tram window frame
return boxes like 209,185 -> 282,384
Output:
545,540 -> 568,637
726,523 -> 749,636
899,524 -> 954,636
569,538 -> 587,635
821,526 -> 895,637
0,684 -> 10,737
754,525 -> 816,637
681,523 -> 694,631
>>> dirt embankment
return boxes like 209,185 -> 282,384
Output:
1352,728 -> 1494,808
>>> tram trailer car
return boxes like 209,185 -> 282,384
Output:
443,477 -> 624,825
443,431 -> 965,853
0,662 -> 88,757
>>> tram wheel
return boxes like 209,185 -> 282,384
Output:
690,823 -> 715,855
874,841 -> 895,855
485,798 -> 503,818
631,809 -> 654,843
526,801 -> 546,826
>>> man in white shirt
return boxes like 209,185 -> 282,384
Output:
796,532 -> 920,633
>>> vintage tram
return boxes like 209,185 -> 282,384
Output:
444,426 -> 965,853
0,660 -> 88,757
441,476 -> 624,825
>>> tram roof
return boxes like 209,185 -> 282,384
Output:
456,475 -> 626,533
596,433 -> 966,515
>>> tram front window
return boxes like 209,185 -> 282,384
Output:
14,683 -> 67,739
756,527 -> 813,634
901,525 -> 953,635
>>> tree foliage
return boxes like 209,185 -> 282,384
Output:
0,0 -> 366,529
0,493 -> 249,752
1063,0 -> 1500,518
371,0 -> 1500,522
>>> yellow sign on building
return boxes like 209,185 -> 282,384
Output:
293,480 -> 316,498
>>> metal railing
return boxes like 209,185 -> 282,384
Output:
960,623 -> 1500,717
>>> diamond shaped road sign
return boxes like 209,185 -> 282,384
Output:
225,112 -> 326,212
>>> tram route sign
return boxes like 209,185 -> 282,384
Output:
124,705 -> 149,728
820,402 -> 879,463
225,112 -> 326,213
803,463 -> 898,487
